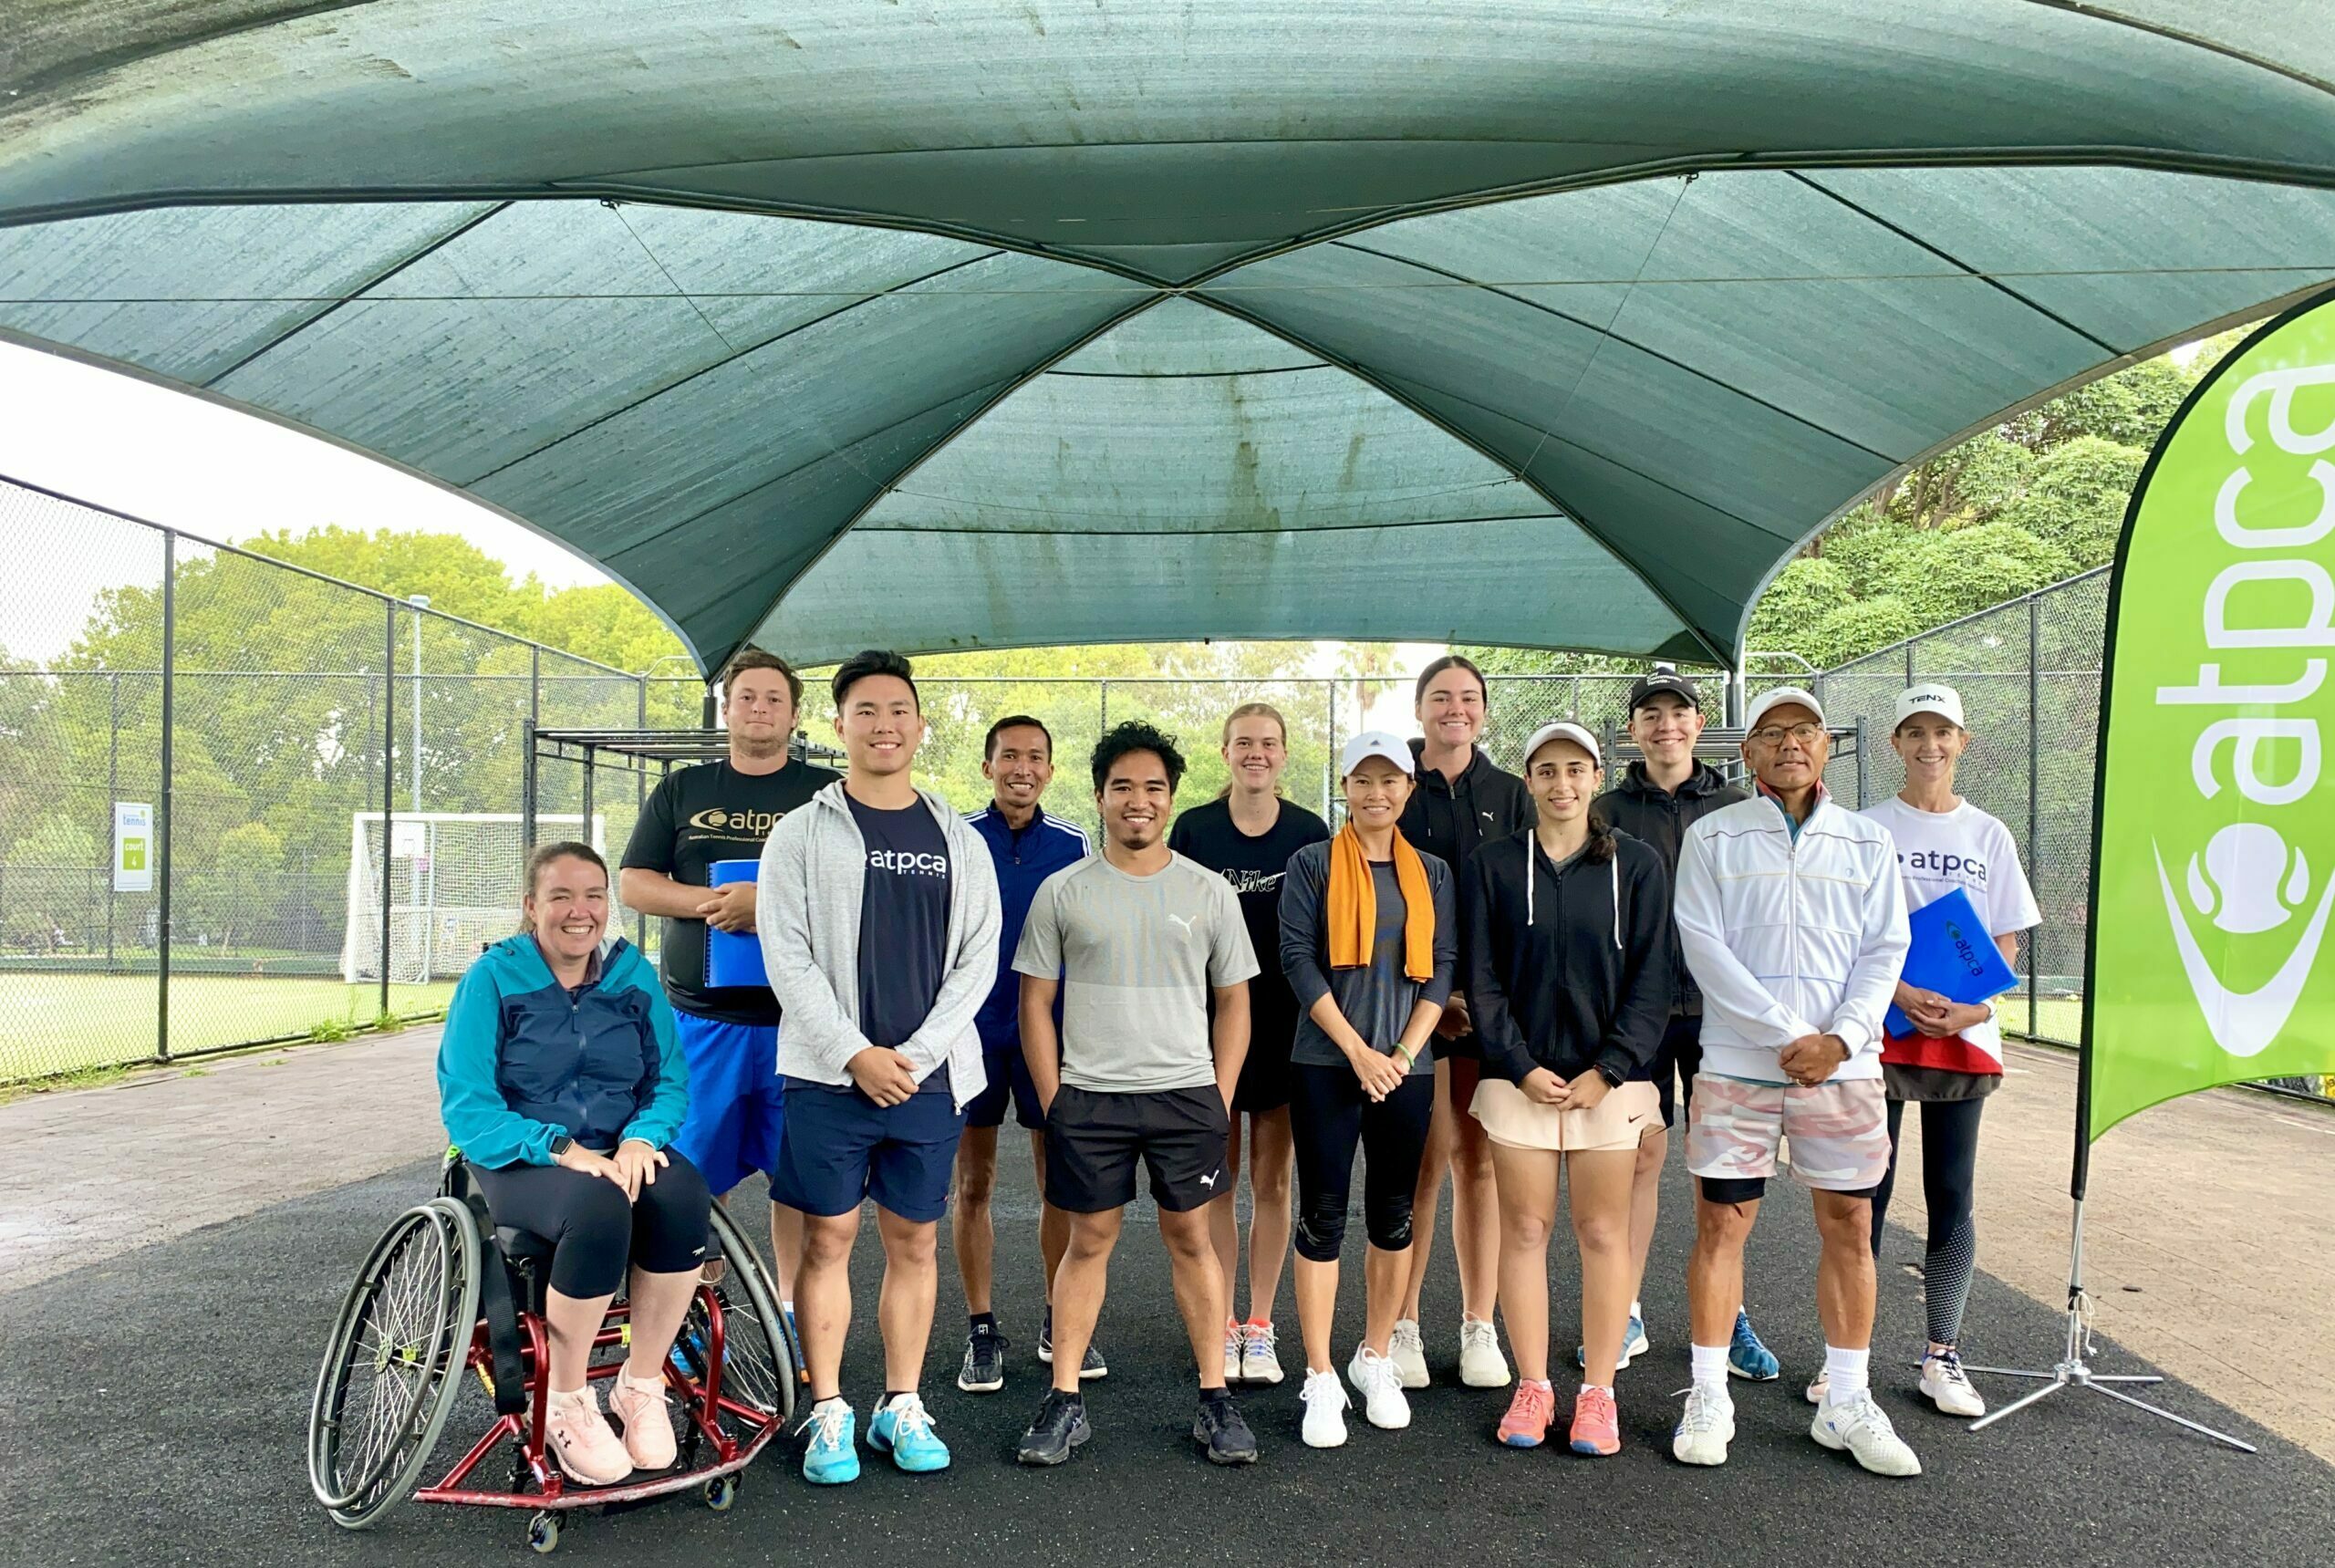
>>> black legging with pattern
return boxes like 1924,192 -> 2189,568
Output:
1871,1097 -> 1983,1348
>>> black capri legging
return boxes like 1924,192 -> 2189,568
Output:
1871,1097 -> 1983,1348
1290,1064 -> 1436,1263
468,1151 -> 711,1299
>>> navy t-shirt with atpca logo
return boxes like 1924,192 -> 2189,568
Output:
620,757 -> 837,1024
846,795 -> 953,1084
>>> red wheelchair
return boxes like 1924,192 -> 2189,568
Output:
306,1153 -> 796,1552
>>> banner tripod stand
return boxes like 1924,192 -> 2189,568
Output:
1963,1195 -> 2254,1451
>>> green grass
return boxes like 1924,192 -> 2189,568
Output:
0,973 -> 454,1081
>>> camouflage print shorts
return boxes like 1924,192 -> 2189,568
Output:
1684,1074 -> 1890,1192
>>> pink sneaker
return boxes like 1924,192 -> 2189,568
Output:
1497,1381 -> 1555,1448
607,1368 -> 679,1469
543,1386 -> 633,1486
1570,1385 -> 1621,1456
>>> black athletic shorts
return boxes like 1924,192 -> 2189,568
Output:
1043,1085 -> 1230,1214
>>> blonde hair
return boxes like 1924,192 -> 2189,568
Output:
1216,701 -> 1290,799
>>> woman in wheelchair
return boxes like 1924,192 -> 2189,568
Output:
437,841 -> 710,1488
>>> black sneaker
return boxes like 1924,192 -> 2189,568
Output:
1037,1316 -> 1109,1381
1016,1390 -> 1092,1466
959,1323 -> 1008,1394
1193,1390 -> 1259,1466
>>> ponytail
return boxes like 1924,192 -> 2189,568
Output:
1583,814 -> 1619,866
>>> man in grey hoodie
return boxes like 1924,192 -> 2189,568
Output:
756,650 -> 1001,1486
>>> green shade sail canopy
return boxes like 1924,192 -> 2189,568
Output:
5,1 -> 2335,672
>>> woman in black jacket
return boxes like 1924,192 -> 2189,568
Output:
1463,722 -> 1672,1459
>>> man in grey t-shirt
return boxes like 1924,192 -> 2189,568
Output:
1012,722 -> 1262,1469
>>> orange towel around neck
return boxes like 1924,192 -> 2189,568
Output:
1327,821 -> 1436,981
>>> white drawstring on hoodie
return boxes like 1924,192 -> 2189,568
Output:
1524,837 -> 1624,951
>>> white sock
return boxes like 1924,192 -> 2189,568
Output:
1630,1299 -> 1643,1319
1689,1343 -> 1729,1391
1823,1345 -> 1871,1400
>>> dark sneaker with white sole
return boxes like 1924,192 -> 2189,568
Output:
960,1323 -> 1008,1393
1037,1314 -> 1109,1380
1193,1390 -> 1260,1465
1016,1390 -> 1093,1466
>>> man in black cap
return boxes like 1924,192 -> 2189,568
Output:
1586,668 -> 1779,1383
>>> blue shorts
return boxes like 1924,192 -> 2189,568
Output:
669,1014 -> 785,1199
772,1075 -> 963,1222
964,1041 -> 1043,1131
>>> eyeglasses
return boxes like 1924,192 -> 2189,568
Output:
1747,722 -> 1826,748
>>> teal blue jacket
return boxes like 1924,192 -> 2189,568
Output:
437,935 -> 689,1168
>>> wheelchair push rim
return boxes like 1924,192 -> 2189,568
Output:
307,1196 -> 481,1528
679,1201 -> 800,1434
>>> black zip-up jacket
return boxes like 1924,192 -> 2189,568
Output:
1398,738 -> 1536,879
1460,829 -> 1675,1087
1589,761 -> 1746,1015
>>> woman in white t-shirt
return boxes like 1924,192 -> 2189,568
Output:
1846,684 -> 2039,1422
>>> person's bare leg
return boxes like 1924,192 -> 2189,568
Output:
875,1207 -> 941,1395
1294,1253 -> 1339,1373
1489,1143 -> 1560,1384
1400,1059 -> 1455,1321
1811,1189 -> 1876,1351
1208,1114 -> 1247,1332
1687,1192 -> 1759,1350
1048,1209 -> 1122,1393
1033,1132 -> 1068,1305
1158,1205 -> 1231,1388
1447,1056 -> 1500,1325
1245,1107 -> 1294,1325
544,1288 -> 620,1391
1361,1243 -> 1407,1357
621,1267 -> 700,1377
952,1126 -> 1001,1314
769,1201 -> 804,1303
1624,1126 -> 1666,1314
795,1210 -> 858,1401
1566,1150 -> 1637,1388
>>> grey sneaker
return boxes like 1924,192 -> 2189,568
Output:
1194,1390 -> 1260,1465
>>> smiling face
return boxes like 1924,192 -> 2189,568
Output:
983,723 -> 1054,812
1892,711 -> 1967,784
724,666 -> 797,758
1222,711 -> 1288,795
1743,701 -> 1831,794
524,854 -> 607,962
1343,755 -> 1415,835
1097,748 -> 1175,851
1417,665 -> 1488,753
1527,738 -> 1603,826
1627,691 -> 1704,770
835,673 -> 925,778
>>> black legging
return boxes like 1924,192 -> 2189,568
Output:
468,1152 -> 711,1298
1290,1064 -> 1436,1262
1870,1097 -> 1983,1348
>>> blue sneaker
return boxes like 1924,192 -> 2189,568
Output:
1728,1309 -> 1780,1382
867,1393 -> 951,1472
801,1399 -> 860,1484
1576,1314 -> 1650,1372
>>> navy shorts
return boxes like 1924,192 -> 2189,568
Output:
772,1075 -> 963,1222
965,1042 -> 1043,1130
669,1014 -> 785,1198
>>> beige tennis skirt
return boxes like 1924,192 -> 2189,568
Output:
1471,1076 -> 1660,1153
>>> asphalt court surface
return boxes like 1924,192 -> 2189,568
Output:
2,1147 -> 2323,1567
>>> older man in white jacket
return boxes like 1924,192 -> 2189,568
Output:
1666,688 -> 1918,1478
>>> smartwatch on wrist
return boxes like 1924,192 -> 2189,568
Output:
1595,1063 -> 1626,1089
548,1133 -> 573,1159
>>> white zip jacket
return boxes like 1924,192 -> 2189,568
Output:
1672,790 -> 1910,1085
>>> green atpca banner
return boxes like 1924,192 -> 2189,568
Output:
2086,289 -> 2335,1142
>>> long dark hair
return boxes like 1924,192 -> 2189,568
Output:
1584,813 -> 1619,865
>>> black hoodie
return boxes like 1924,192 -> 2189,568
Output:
1590,761 -> 1746,1015
1460,828 -> 1675,1087
1398,738 -> 1536,875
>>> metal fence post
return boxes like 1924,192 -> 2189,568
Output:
106,671 -> 119,971
2029,589 -> 2043,1031
1099,679 -> 1110,733
156,532 -> 175,1063
636,673 -> 649,948
380,598 -> 396,1019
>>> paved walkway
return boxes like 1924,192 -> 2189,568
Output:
4,1029 -> 2331,1466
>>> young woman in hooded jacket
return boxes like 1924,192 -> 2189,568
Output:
1463,722 -> 1673,1458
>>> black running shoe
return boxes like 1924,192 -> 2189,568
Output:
1193,1390 -> 1259,1466
1016,1390 -> 1092,1467
1036,1316 -> 1109,1381
959,1323 -> 1008,1394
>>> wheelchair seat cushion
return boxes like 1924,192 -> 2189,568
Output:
493,1225 -> 556,1263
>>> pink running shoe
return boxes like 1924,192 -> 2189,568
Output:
607,1368 -> 679,1469
1570,1385 -> 1621,1456
1497,1381 -> 1556,1448
543,1386 -> 633,1486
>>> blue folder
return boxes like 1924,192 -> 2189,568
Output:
705,858 -> 765,988
1883,885 -> 2018,1038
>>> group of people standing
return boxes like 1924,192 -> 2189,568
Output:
435,642 -> 2039,1489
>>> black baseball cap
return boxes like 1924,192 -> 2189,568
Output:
1627,667 -> 1701,711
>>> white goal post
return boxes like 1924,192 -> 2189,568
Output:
343,812 -> 605,984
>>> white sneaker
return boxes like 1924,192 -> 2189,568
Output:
1389,1319 -> 1430,1390
1920,1351 -> 1987,1417
1240,1322 -> 1285,1386
1671,1384 -> 1735,1467
1458,1316 -> 1510,1388
1300,1369 -> 1350,1449
1812,1390 -> 1924,1477
1804,1370 -> 1829,1406
1222,1320 -> 1242,1385
1345,1345 -> 1413,1430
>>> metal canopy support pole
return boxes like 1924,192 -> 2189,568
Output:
2028,592 -> 2043,1031
379,598 -> 395,1020
521,718 -> 538,856
635,677 -> 649,949
106,672 -> 119,971
156,532 -> 175,1063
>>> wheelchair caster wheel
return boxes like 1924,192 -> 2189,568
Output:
526,1511 -> 560,1554
704,1474 -> 738,1511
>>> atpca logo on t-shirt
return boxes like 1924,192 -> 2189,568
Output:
1904,848 -> 1988,888
869,848 -> 950,877
688,806 -> 787,836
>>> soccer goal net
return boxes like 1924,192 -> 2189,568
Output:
342,813 -> 605,984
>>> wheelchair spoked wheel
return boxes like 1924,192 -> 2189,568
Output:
672,1201 -> 798,1436
307,1196 -> 482,1529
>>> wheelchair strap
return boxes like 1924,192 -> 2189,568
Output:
462,1194 -> 530,1419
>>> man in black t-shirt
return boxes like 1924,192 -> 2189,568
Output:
620,649 -> 836,1308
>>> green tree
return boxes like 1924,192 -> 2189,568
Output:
7,812 -> 98,867
1994,436 -> 2146,560
1862,523 -> 2075,628
182,819 -> 285,950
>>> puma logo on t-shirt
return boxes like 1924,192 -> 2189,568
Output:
1168,912 -> 1199,938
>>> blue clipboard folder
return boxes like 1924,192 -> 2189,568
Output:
1883,886 -> 2018,1038
705,859 -> 766,989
